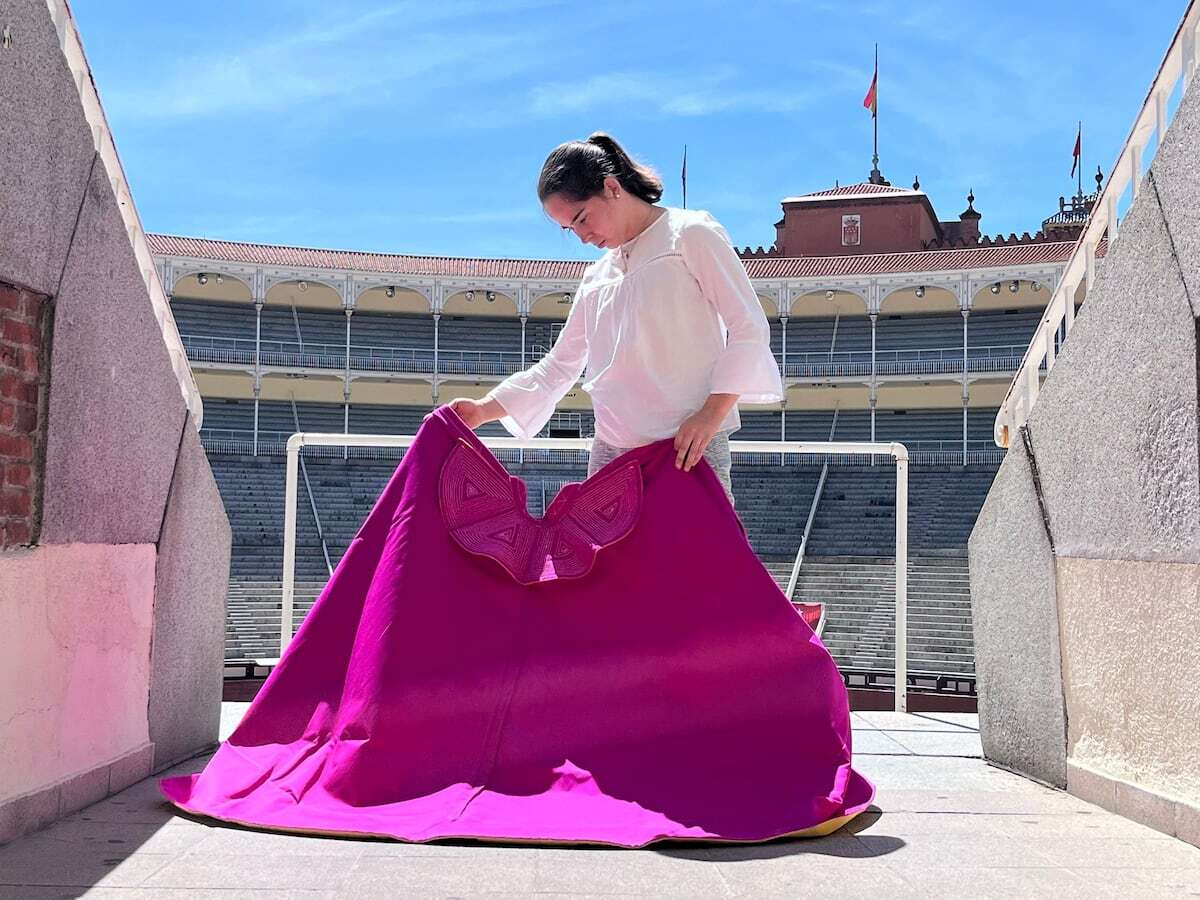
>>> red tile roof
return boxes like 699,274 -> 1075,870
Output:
784,182 -> 922,202
743,239 -> 1092,279
147,232 -> 1091,282
146,233 -> 589,281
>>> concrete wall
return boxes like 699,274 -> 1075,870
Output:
148,423 -> 231,771
967,436 -> 1066,788
970,67 -> 1200,842
1057,558 -> 1200,802
0,0 -> 230,842
0,545 -> 156,808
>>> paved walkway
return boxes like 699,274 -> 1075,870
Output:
2,705 -> 1198,898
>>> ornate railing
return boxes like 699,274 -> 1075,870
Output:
180,334 -> 528,376
780,344 -> 1028,378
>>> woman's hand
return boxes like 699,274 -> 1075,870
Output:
447,397 -> 504,430
673,393 -> 738,471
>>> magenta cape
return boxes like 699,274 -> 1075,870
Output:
161,406 -> 874,847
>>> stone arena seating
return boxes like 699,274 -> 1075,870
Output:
770,310 -> 1041,376
200,399 -> 996,680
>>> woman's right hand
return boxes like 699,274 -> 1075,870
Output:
447,397 -> 502,430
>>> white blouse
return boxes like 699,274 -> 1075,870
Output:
485,206 -> 784,448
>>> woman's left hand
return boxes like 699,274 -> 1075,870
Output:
673,408 -> 723,471
674,393 -> 739,471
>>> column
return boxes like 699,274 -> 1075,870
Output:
962,307 -> 970,466
343,306 -> 353,461
253,298 -> 263,457
869,311 -> 878,462
432,311 -> 441,404
779,314 -> 788,467
779,313 -> 788,379
520,314 -> 528,368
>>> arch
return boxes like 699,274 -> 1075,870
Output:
355,285 -> 432,315
265,278 -> 343,311
879,285 -> 960,315
788,289 -> 869,318
529,291 -> 575,321
970,278 -> 1049,311
170,270 -> 253,303
757,294 -> 779,318
443,289 -> 519,317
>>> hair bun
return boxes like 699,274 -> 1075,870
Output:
586,133 -> 622,170
537,133 -> 663,205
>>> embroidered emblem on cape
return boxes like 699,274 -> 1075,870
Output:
439,439 -> 642,585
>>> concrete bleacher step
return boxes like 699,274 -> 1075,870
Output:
795,555 -> 975,676
208,453 -> 985,675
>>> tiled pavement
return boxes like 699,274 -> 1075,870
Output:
1,705 -> 1198,898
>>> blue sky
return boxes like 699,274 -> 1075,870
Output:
75,1 -> 1187,262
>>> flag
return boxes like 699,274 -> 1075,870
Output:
863,63 -> 877,117
1070,124 -> 1081,177
681,145 -> 688,209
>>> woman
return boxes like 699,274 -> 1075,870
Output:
450,132 -> 783,507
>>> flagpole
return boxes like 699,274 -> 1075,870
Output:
682,144 -> 688,210
1077,120 -> 1083,198
863,44 -> 881,183
873,43 -> 879,170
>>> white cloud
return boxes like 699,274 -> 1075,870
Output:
410,208 -> 543,225
524,68 -> 815,119
102,1 -> 556,121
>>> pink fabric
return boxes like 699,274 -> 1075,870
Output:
440,438 -> 642,585
161,406 -> 875,847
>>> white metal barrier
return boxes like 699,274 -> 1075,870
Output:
994,1 -> 1199,447
282,432 -> 911,711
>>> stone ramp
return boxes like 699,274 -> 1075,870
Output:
1,703 -> 1197,896
970,4 -> 1200,848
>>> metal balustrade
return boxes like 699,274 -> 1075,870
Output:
181,333 -> 529,375
778,344 -> 1029,378
181,331 -> 1031,382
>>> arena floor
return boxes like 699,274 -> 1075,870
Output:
1,705 -> 1198,897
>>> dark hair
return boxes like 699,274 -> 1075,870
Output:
537,132 -> 664,205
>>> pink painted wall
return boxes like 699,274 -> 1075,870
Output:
0,543 -> 156,802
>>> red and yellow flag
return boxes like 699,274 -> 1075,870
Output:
863,64 -> 878,118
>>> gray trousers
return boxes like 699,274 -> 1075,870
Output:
588,430 -> 736,509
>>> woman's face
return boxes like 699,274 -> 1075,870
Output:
544,177 -> 622,249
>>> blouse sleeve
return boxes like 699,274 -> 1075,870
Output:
483,289 -> 589,440
679,210 -> 784,404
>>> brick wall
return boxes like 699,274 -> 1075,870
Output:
0,281 -> 50,549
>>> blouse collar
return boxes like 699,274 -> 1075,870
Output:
612,206 -> 670,273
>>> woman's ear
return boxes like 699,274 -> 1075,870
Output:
603,175 -> 622,200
